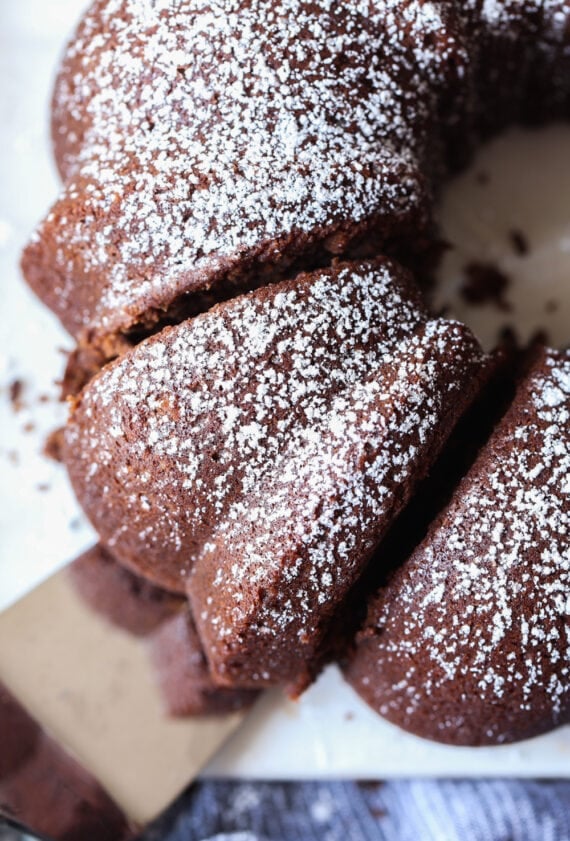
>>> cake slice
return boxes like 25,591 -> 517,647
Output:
343,347 -> 570,745
65,257 -> 487,692
188,317 -> 488,693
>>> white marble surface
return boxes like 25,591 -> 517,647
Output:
1,0 -> 569,778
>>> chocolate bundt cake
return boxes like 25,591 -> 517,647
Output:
20,0 -> 570,743
343,347 -> 570,745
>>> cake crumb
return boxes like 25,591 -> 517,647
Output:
8,378 -> 25,412
357,780 -> 383,792
6,449 -> 19,466
509,228 -> 529,256
460,261 -> 511,311
44,427 -> 65,463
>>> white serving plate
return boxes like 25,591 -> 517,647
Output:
1,0 -> 569,778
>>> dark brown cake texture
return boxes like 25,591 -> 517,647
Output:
343,347 -> 570,746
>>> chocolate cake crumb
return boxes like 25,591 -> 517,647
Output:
43,427 -> 65,463
6,450 -> 19,466
460,261 -> 511,311
509,228 -> 529,256
36,483 -> 50,493
22,421 -> 35,434
357,781 -> 383,792
8,379 -> 24,412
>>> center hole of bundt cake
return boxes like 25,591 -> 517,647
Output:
434,124 -> 570,351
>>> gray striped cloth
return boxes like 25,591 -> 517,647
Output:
2,780 -> 569,840
141,780 -> 570,841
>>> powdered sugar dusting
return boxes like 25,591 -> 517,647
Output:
192,317 -> 486,686
65,260 -> 423,577
24,1 -> 570,344
481,0 -> 568,34
353,348 -> 570,742
28,0 -> 466,339
65,260 -> 485,683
